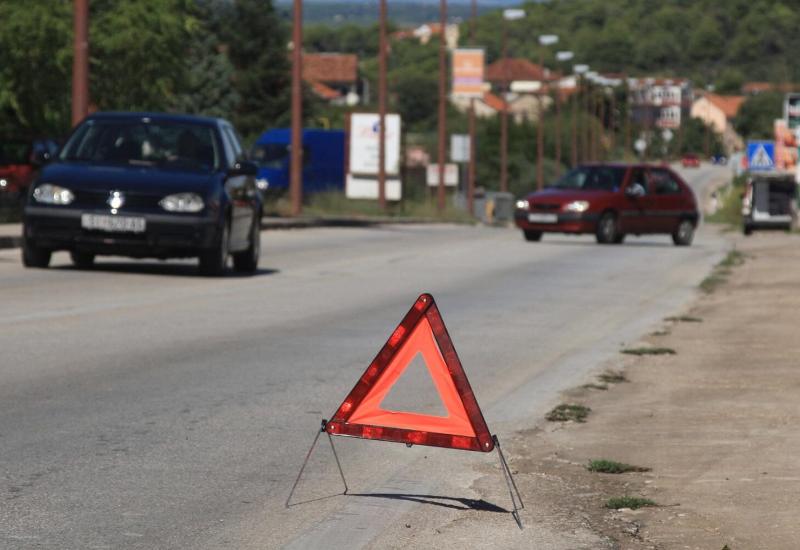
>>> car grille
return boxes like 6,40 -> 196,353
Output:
531,203 -> 560,211
74,190 -> 162,210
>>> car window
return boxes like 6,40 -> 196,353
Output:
59,119 -> 220,172
223,126 -> 244,161
650,169 -> 681,195
219,128 -> 237,168
628,168 -> 649,195
549,166 -> 626,191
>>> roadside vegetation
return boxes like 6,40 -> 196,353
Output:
546,404 -> 591,423
287,192 -> 475,223
706,175 -> 747,229
588,460 -> 651,474
621,347 -> 676,356
665,315 -> 703,323
605,496 -> 657,510
700,249 -> 746,293
598,370 -> 627,384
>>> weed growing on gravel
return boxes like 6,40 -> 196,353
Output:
621,347 -> 676,356
588,459 -> 651,474
598,371 -> 627,384
701,249 -> 746,294
665,315 -> 703,323
605,496 -> 656,510
546,404 -> 591,423
651,329 -> 671,336
582,383 -> 608,391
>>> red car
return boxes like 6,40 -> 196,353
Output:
514,164 -> 699,245
0,138 -> 59,202
681,153 -> 700,168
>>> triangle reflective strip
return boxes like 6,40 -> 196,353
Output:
327,293 -> 495,452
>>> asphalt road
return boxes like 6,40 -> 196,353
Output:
0,165 -> 729,549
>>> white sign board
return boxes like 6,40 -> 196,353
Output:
348,113 -> 401,176
426,164 -> 459,187
346,175 -> 402,200
450,134 -> 470,163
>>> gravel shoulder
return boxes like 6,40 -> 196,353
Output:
366,230 -> 800,549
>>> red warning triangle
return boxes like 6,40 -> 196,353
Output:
326,294 -> 494,452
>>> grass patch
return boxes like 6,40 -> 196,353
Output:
665,315 -> 702,323
588,459 -> 651,474
706,175 -> 745,228
605,496 -> 657,510
700,249 -> 746,294
582,383 -> 608,391
546,404 -> 591,423
272,191 -> 475,223
621,347 -> 676,356
651,329 -> 670,336
598,371 -> 627,384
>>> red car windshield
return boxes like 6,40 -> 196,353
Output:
548,166 -> 626,192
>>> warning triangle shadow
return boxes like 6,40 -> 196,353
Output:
347,492 -> 508,513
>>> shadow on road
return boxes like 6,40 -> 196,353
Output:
55,262 -> 280,278
347,492 -> 508,513
534,238 -> 675,248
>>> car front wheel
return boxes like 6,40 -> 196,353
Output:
70,251 -> 95,269
233,220 -> 260,274
22,238 -> 51,268
198,221 -> 229,276
523,230 -> 542,242
672,219 -> 695,246
595,212 -> 619,244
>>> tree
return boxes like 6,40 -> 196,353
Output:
735,92 -> 783,140
0,1 -> 72,136
227,0 -> 291,138
90,0 -> 195,112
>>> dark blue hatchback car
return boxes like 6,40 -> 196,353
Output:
22,112 -> 262,276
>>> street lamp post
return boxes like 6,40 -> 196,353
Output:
537,34 -> 558,190
573,64 -> 588,166
554,50 -> 573,176
437,0 -> 447,212
378,0 -> 387,210
499,9 -> 524,194
290,0 -> 303,216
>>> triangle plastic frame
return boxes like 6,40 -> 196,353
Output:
326,293 -> 495,452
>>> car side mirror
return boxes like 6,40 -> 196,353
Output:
31,150 -> 52,167
625,183 -> 645,198
229,160 -> 258,177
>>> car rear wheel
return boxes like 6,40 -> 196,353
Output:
595,212 -> 618,244
523,230 -> 542,242
70,251 -> 95,269
613,233 -> 626,244
233,220 -> 260,273
743,224 -> 753,236
672,219 -> 694,246
198,221 -> 229,276
22,238 -> 51,268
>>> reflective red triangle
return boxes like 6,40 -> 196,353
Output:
326,294 -> 494,452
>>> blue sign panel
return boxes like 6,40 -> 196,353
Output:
746,141 -> 776,172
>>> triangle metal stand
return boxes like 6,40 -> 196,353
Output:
286,421 -> 525,529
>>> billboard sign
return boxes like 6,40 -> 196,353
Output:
450,134 -> 470,163
452,49 -> 485,98
426,164 -> 459,187
348,113 -> 401,176
784,93 -> 800,130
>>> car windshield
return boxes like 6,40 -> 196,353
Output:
59,119 -> 220,172
250,143 -> 288,169
548,166 -> 626,191
0,140 -> 30,165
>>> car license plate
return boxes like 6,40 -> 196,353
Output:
528,213 -> 558,224
81,214 -> 146,233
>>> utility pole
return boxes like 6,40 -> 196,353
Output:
437,0 -> 447,212
499,18 -> 509,193
571,83 -> 578,167
467,0 -> 477,216
537,89 -> 544,189
71,0 -> 89,127
378,0 -> 387,210
555,89 -> 562,176
290,0 -> 303,216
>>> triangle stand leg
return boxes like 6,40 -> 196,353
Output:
493,435 -> 524,529
285,419 -> 349,508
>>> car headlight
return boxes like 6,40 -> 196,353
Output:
159,192 -> 204,213
33,183 -> 75,205
515,199 -> 529,210
255,178 -> 269,192
564,200 -> 590,213
0,179 -> 7,188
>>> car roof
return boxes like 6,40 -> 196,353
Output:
86,111 -> 227,127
